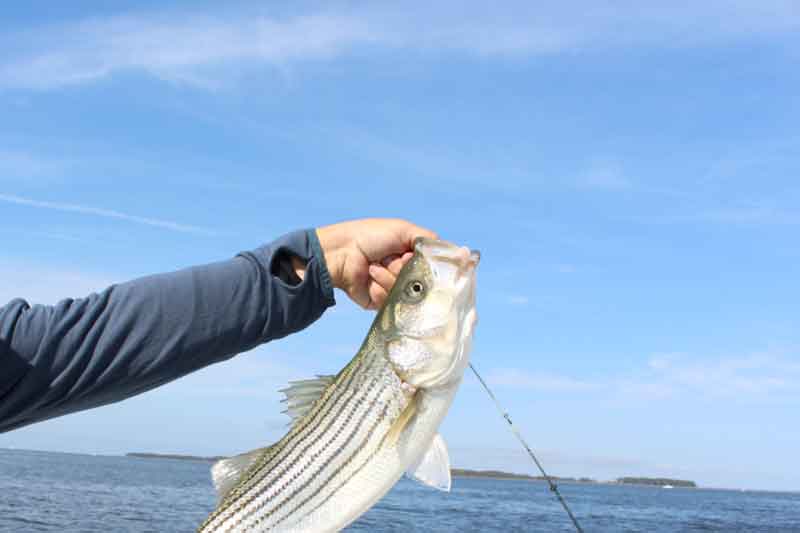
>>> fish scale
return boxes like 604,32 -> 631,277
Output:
200,337 -> 411,532
261,363 -> 405,529
238,353 -> 370,503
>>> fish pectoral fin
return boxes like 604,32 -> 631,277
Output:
406,433 -> 452,492
279,374 -> 335,424
385,394 -> 417,447
211,447 -> 270,504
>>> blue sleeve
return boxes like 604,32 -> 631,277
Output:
0,229 -> 336,433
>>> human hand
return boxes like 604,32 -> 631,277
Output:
315,218 -> 438,310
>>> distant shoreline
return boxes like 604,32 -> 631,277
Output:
124,452 -> 696,488
126,452 -> 223,462
6,448 -> 795,492
451,468 -> 597,483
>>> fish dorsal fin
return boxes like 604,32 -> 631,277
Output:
211,447 -> 269,504
280,375 -> 335,423
406,433 -> 452,492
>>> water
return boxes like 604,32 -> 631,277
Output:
1,449 -> 798,532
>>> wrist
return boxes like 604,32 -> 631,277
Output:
316,225 -> 347,289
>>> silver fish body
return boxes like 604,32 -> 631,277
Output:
199,238 -> 479,532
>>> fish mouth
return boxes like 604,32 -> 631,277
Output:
414,237 -> 480,273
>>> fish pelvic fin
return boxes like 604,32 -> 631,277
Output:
406,433 -> 452,492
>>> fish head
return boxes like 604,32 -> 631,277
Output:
382,237 -> 479,389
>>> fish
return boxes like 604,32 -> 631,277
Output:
198,237 -> 480,532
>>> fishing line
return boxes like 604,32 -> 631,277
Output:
469,363 -> 584,533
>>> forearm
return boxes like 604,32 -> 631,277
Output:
0,229 -> 335,433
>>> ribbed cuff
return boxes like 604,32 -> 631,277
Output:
307,228 -> 336,308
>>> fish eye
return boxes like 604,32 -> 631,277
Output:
405,280 -> 426,300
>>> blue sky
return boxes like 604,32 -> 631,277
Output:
1,1 -> 799,491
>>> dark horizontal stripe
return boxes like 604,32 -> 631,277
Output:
291,388 -> 407,529
271,395 -> 396,529
248,370 -> 385,526
199,352 -> 371,532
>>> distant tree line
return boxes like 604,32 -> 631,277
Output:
616,477 -> 697,488
127,452 -> 225,462
451,469 -> 597,483
125,454 -> 698,489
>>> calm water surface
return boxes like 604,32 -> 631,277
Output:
1,449 -> 798,532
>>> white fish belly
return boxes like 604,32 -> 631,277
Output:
293,387 -> 458,532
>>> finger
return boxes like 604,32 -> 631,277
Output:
397,220 -> 439,249
369,264 -> 397,294
383,253 -> 409,276
381,254 -> 400,267
368,282 -> 389,310
399,251 -> 413,267
349,270 -> 373,310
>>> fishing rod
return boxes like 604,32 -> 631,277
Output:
469,363 -> 584,533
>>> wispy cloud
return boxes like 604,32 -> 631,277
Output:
0,193 -> 216,235
489,368 -> 597,391
507,295 -> 529,306
636,352 -> 799,396
0,150 -> 69,178
611,137 -> 800,225
489,351 -> 800,399
637,205 -> 800,226
0,261 -> 117,305
576,160 -> 631,190
1,2 -> 798,90
312,124 -> 524,188
450,445 -> 657,480
163,347 -> 317,401
0,13 -> 373,90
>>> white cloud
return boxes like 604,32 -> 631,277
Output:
0,193 -> 216,235
0,2 -> 798,90
488,368 -> 597,392
577,163 -> 631,190
0,150 -> 69,179
450,445 -> 658,478
641,353 -> 799,396
507,295 -> 529,305
0,261 -> 117,306
0,13 -> 373,90
489,351 -> 800,399
647,352 -> 683,371
161,346 -> 317,401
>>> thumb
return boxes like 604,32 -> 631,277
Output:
398,222 -> 439,251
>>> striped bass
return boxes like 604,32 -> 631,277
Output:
199,237 -> 480,532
